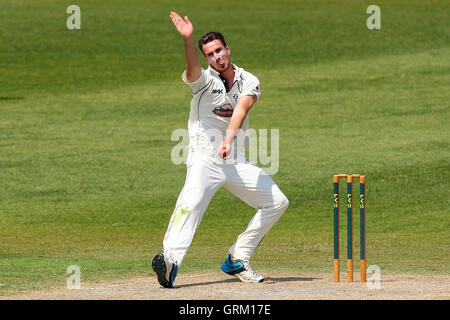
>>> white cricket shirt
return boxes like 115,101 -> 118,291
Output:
182,64 -> 261,152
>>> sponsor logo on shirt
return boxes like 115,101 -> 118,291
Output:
212,104 -> 233,117
212,89 -> 224,94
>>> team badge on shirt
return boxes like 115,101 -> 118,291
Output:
233,94 -> 239,102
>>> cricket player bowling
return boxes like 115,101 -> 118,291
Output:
152,12 -> 289,288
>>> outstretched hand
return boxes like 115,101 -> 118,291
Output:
170,11 -> 194,39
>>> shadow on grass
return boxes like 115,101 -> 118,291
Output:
176,276 -> 318,289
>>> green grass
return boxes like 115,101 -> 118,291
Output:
1,0 -> 449,294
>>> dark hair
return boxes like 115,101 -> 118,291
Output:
198,32 -> 227,55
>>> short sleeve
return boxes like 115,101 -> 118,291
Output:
181,69 -> 212,94
241,73 -> 261,100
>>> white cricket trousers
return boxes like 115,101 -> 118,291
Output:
163,151 -> 289,266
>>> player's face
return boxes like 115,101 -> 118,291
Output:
202,40 -> 231,73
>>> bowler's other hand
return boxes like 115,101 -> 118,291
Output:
169,11 -> 194,39
218,140 -> 232,160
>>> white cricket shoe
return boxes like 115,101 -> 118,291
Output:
221,255 -> 264,283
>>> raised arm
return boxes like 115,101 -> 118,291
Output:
169,12 -> 202,82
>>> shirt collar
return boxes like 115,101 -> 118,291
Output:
208,63 -> 242,81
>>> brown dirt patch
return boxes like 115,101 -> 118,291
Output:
1,272 -> 449,300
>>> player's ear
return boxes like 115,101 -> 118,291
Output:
226,45 -> 230,56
